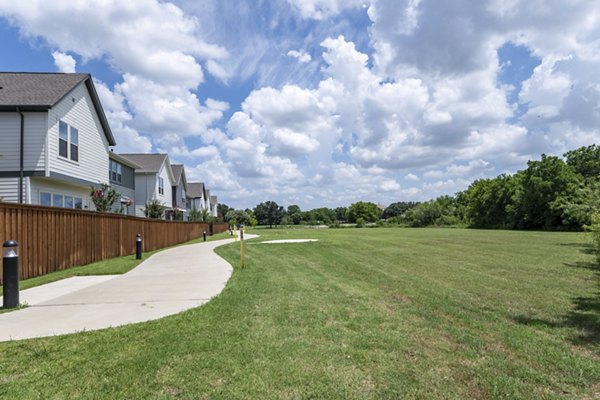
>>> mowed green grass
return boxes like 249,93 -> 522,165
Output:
0,228 -> 599,399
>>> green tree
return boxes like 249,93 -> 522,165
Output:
188,206 -> 202,221
347,201 -> 381,223
382,202 -> 420,219
310,207 -> 336,224
462,174 -> 518,229
334,207 -> 348,222
514,155 -> 582,229
564,144 -> 600,180
143,199 -> 166,219
90,184 -> 120,213
254,201 -> 284,228
287,204 -> 303,225
218,203 -> 233,218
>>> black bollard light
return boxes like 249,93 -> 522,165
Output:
2,240 -> 20,308
136,233 -> 143,260
203,231 -> 207,242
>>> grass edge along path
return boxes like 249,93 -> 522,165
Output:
0,228 -> 599,399
0,231 -> 232,302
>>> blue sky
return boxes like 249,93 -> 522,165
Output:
1,0 -> 599,210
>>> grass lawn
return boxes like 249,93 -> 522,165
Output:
0,228 -> 599,399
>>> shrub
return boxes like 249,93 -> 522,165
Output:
90,184 -> 120,212
144,199 -> 166,219
589,211 -> 600,264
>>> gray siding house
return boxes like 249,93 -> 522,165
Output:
170,164 -> 188,220
188,182 -> 207,211
0,72 -> 116,209
119,153 -> 174,218
109,152 -> 139,215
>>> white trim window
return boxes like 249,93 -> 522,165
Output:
40,191 -> 83,209
158,177 -> 164,195
110,160 -> 122,183
58,120 -> 79,162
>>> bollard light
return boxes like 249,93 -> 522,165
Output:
3,240 -> 20,308
203,231 -> 207,242
136,233 -> 143,260
3,240 -> 18,258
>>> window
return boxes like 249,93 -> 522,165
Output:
58,120 -> 79,162
64,196 -> 74,208
40,192 -> 51,206
70,127 -> 78,162
39,191 -> 84,209
59,121 -> 68,158
53,194 -> 63,208
110,160 -> 122,183
158,177 -> 164,195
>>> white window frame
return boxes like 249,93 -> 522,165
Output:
40,191 -> 83,209
58,120 -> 79,162
158,177 -> 164,195
110,160 -> 122,183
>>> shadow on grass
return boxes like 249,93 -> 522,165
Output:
513,260 -> 600,346
559,242 -> 596,255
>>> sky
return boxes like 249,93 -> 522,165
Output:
1,0 -> 599,210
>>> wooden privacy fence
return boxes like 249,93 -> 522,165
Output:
0,202 -> 228,284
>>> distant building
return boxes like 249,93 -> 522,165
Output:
119,153 -> 175,218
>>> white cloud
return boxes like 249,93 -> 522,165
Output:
51,51 -> 76,73
2,0 -> 600,209
287,50 -> 312,63
286,0 -> 365,20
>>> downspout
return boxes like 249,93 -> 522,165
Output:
16,107 -> 24,204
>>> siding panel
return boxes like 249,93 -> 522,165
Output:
47,83 -> 110,185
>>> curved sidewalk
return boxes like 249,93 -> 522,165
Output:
0,236 -> 255,342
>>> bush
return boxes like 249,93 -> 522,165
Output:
589,211 -> 600,264
144,199 -> 166,219
356,217 -> 365,228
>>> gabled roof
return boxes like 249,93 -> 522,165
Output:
120,153 -> 175,182
210,195 -> 218,205
171,164 -> 189,190
0,72 -> 116,145
187,182 -> 205,198
109,151 -> 141,169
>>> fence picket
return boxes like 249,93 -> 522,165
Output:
0,203 -> 227,284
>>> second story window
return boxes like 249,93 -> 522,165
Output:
58,120 -> 79,162
110,160 -> 122,183
158,177 -> 164,195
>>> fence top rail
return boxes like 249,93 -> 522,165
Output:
0,202 -> 223,225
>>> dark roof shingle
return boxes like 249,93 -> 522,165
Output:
119,154 -> 168,173
0,72 -> 115,145
188,182 -> 205,198
0,72 -> 88,107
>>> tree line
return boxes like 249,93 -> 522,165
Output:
220,145 -> 599,231
391,145 -> 600,230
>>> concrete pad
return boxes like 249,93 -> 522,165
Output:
256,239 -> 319,244
0,235 -> 257,342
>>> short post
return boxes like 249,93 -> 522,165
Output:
240,225 -> 245,269
203,231 -> 207,242
136,233 -> 143,260
2,240 -> 20,308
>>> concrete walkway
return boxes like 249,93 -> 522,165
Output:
0,236 -> 255,342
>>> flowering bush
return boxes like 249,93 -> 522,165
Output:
90,184 -> 120,212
